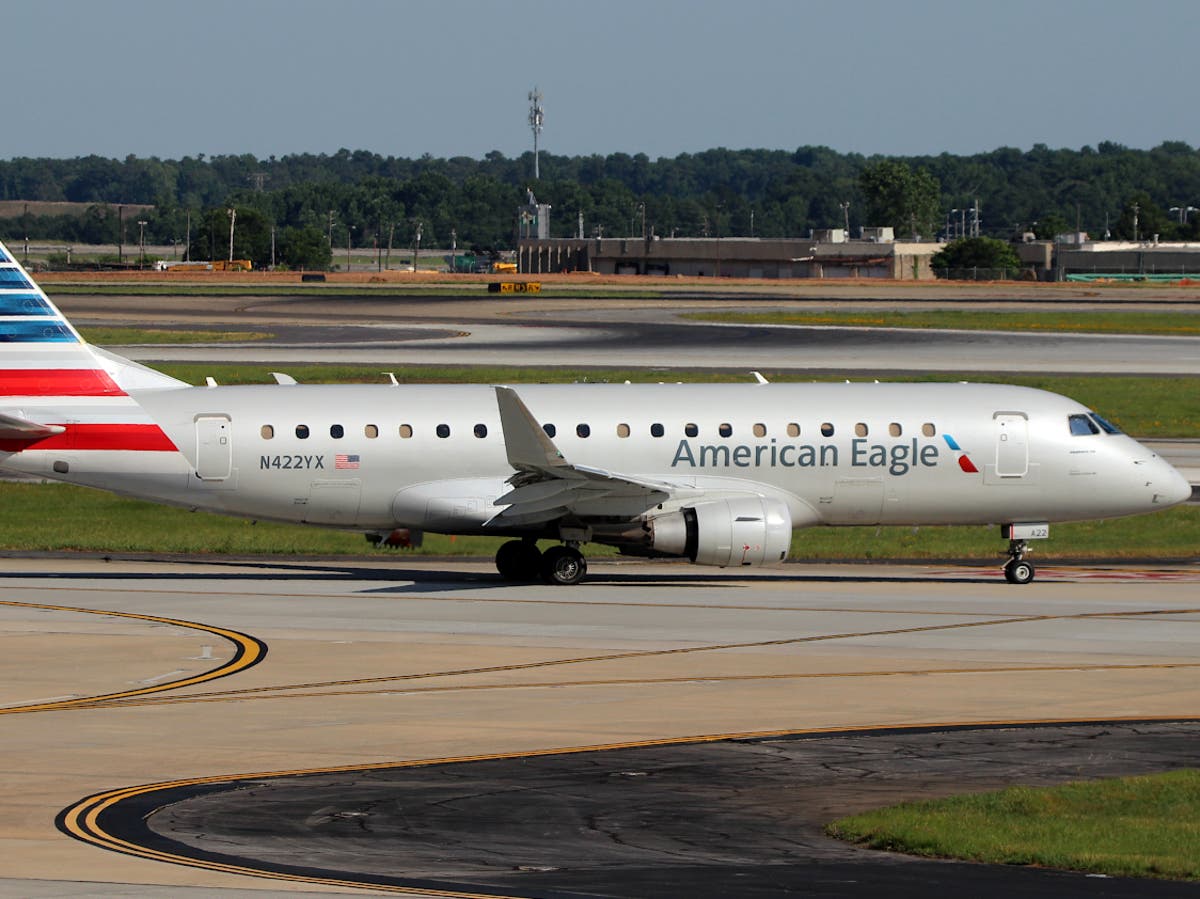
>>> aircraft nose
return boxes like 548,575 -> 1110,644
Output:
1151,457 -> 1194,508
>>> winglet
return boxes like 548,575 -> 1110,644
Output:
494,386 -> 569,473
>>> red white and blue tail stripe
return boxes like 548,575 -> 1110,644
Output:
0,240 -> 184,454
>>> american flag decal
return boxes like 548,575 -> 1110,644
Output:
335,454 -> 360,469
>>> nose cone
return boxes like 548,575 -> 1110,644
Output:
1154,458 -> 1194,508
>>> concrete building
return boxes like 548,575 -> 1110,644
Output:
517,234 -> 944,280
1055,239 -> 1200,279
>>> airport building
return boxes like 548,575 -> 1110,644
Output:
517,229 -> 945,280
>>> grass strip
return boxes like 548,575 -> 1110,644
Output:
49,284 -> 666,299
686,309 -> 1200,336
145,365 -> 1200,438
826,770 -> 1200,881
79,327 -> 271,344
0,482 -> 1193,560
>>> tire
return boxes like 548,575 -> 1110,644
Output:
1004,559 -> 1035,585
541,545 -> 587,586
496,540 -> 541,581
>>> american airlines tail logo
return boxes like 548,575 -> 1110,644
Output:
942,434 -> 979,473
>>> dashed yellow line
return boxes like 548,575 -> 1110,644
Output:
0,600 -> 267,714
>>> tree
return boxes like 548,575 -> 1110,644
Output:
931,237 -> 1021,276
1114,192 -> 1176,242
858,160 -> 941,238
277,225 -> 331,270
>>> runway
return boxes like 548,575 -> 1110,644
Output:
3,557 -> 1199,896
55,292 -> 1200,374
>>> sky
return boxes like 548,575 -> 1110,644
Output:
3,0 -> 1198,162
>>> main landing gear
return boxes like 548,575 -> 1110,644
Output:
1003,538 -> 1035,585
495,539 -> 587,586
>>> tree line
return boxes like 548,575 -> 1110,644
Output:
2,142 -> 1199,268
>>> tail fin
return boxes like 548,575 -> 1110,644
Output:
0,240 -> 184,454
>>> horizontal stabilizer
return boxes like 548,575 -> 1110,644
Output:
0,411 -> 66,447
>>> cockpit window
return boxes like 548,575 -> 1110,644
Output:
1089,412 -> 1122,435
1069,413 -> 1099,436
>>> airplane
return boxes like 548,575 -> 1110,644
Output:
0,238 -> 1191,586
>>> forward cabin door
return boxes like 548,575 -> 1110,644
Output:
194,415 -> 232,481
994,413 -> 1029,478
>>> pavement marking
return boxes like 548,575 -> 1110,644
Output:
0,600 -> 267,715
58,715 -> 1200,896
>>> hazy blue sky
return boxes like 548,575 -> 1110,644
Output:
4,0 -> 1197,161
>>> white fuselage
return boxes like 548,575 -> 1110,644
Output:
4,381 -> 1187,538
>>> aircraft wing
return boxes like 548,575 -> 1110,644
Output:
491,386 -> 679,525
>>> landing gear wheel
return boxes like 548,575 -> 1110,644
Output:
1004,558 -> 1035,585
495,540 -> 542,581
541,545 -> 587,586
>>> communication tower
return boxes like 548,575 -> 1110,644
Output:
528,87 -> 544,180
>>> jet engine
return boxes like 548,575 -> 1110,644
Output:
645,496 -> 792,567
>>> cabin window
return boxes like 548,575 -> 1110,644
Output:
650,423 -> 665,438
921,422 -> 936,437
364,424 -> 379,438
330,424 -> 344,439
399,424 -> 413,438
260,425 -> 274,440
786,422 -> 800,437
685,422 -> 699,437
855,422 -> 868,437
753,423 -> 767,438
617,423 -> 631,438
889,422 -> 902,437
436,424 -> 450,438
719,423 -> 733,437
543,423 -> 557,438
577,423 -> 591,438
820,422 -> 834,437
1090,413 -> 1123,435
1069,413 -> 1100,436
474,423 -> 488,438
295,424 -> 310,439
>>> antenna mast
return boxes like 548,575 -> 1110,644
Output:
528,87 -> 544,180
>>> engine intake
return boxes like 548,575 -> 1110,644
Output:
649,497 -> 792,567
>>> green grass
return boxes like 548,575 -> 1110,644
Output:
79,327 -> 271,344
48,283 -> 667,299
142,365 -> 1200,438
686,309 -> 1200,336
826,770 -> 1200,881
0,482 -> 1193,560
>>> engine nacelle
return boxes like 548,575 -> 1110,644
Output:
648,497 -> 792,568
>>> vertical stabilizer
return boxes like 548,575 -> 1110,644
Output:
0,239 -> 182,454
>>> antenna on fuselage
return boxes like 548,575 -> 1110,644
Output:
751,371 -> 769,384
271,372 -> 297,385
383,372 -> 399,386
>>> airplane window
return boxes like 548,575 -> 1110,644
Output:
685,423 -> 699,437
364,424 -> 379,438
855,422 -> 868,437
260,425 -> 274,440
786,422 -> 800,437
577,424 -> 591,438
295,424 -> 310,439
436,424 -> 450,438
330,424 -> 344,439
889,422 -> 902,437
820,422 -> 834,437
543,423 -> 556,438
474,423 -> 488,438
617,423 -> 631,438
1069,413 -> 1100,436
1089,413 -> 1123,435
719,423 -> 733,437
922,423 -> 936,437
399,424 -> 413,438
753,423 -> 767,438
650,423 -> 665,437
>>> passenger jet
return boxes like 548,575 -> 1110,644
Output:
0,240 -> 1190,585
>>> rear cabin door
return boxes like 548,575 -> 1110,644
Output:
195,415 -> 232,481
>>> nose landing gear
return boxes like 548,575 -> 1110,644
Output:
1003,540 -> 1035,585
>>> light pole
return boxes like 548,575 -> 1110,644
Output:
137,220 -> 147,268
839,200 -> 850,237
227,208 -> 236,262
412,221 -> 422,271
1170,205 -> 1198,225
346,225 -> 355,272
